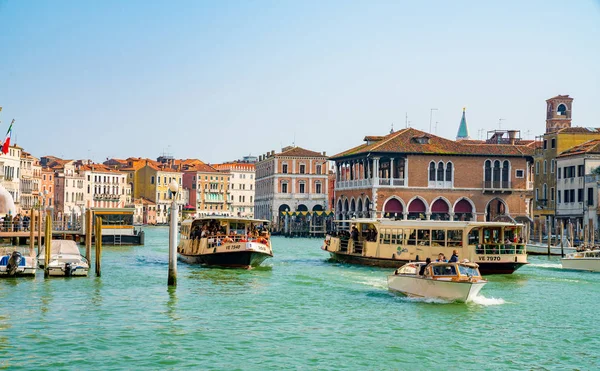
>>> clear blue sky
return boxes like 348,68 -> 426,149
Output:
1,0 -> 599,163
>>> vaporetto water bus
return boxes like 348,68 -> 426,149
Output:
322,219 -> 528,275
177,216 -> 273,268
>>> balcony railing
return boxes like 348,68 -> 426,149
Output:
483,180 -> 511,190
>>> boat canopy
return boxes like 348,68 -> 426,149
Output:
39,240 -> 82,257
182,216 -> 270,226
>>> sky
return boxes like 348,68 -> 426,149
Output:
0,0 -> 599,164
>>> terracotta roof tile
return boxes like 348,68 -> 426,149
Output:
183,163 -> 218,173
332,128 -> 535,159
557,127 -> 600,134
558,139 -> 600,157
277,146 -> 327,158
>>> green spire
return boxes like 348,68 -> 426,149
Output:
456,107 -> 470,140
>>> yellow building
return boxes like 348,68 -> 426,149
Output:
533,95 -> 600,235
136,162 -> 183,224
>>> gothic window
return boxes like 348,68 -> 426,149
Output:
484,160 -> 492,182
502,161 -> 510,185
557,104 -> 567,115
445,162 -> 453,182
493,160 -> 501,183
429,162 -> 436,181
437,162 -> 444,181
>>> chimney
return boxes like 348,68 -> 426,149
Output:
322,151 -> 326,156
507,130 -> 518,145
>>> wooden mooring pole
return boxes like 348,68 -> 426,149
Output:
44,214 -> 51,278
95,216 -> 102,277
560,220 -> 565,257
29,210 -> 35,257
547,222 -> 551,256
85,209 -> 92,262
37,209 -> 42,254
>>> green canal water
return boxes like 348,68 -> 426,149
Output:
1,227 -> 599,370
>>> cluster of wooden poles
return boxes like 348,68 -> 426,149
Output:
27,209 -> 104,277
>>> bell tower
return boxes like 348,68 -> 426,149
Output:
545,95 -> 573,133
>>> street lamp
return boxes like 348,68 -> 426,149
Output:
168,180 -> 179,286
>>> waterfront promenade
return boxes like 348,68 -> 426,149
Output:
0,227 -> 598,370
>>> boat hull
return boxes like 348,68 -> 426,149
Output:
0,267 -> 37,277
526,243 -> 576,256
387,275 -> 486,302
327,251 -> 526,275
179,251 -> 272,268
46,267 -> 89,277
561,258 -> 600,272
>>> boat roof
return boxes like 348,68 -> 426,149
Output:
401,261 -> 480,269
336,218 -> 521,228
39,240 -> 82,256
182,216 -> 270,225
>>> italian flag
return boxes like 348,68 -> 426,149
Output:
1,119 -> 13,155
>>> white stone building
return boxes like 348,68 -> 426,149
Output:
0,145 -> 22,209
213,162 -> 255,217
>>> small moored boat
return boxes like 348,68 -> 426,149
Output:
178,216 -> 273,268
0,248 -> 37,277
387,261 -> 487,302
38,240 -> 89,277
561,250 -> 600,272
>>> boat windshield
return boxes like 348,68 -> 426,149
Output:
432,265 -> 457,276
458,265 -> 480,277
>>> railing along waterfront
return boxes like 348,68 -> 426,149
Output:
336,178 -> 407,189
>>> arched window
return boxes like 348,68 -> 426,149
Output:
493,160 -> 501,186
502,160 -> 510,187
437,162 -> 444,181
543,184 -> 548,200
484,160 -> 492,182
445,162 -> 453,182
550,159 -> 555,173
543,160 -> 547,174
557,104 -> 567,115
429,162 -> 436,181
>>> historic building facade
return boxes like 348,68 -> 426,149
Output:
533,95 -> 600,234
332,122 -> 535,224
255,146 -> 329,227
182,163 -> 231,217
213,161 -> 255,217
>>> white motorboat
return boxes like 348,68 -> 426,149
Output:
526,239 -> 576,256
561,250 -> 600,272
0,247 -> 37,277
38,240 -> 89,277
387,261 -> 487,302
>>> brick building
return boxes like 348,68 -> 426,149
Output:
332,117 -> 535,224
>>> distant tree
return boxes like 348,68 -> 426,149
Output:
593,166 -> 600,175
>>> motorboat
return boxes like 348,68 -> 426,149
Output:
0,247 -> 37,277
387,261 -> 487,302
526,238 -> 576,256
561,250 -> 600,272
38,240 -> 89,277
178,216 -> 273,268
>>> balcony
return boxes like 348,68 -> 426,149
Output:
483,180 -> 512,193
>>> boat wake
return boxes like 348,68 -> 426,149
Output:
469,295 -> 505,306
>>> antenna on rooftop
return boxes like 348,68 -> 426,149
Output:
405,112 -> 411,128
498,118 -> 505,130
390,123 -> 394,134
477,128 -> 485,140
524,130 -> 532,140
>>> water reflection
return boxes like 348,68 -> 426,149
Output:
186,266 -> 272,295
165,286 -> 179,322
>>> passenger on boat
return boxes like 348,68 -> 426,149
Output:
351,227 -> 359,242
419,258 -> 431,276
449,250 -> 459,263
436,253 -> 446,262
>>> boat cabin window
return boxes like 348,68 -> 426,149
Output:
229,222 -> 247,236
458,265 -> 480,277
585,251 -> 600,258
483,228 -> 501,244
380,229 -> 391,244
504,227 -> 519,243
407,229 -> 417,245
468,228 -> 480,245
361,224 -> 377,242
447,230 -> 463,247
432,265 -> 457,276
417,229 -> 430,246
431,229 -> 445,247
